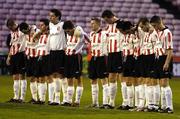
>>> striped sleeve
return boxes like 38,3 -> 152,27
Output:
166,30 -> 173,50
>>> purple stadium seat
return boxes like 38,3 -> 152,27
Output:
65,0 -> 75,6
74,1 -> 85,6
82,6 -> 92,11
69,11 -> 79,17
9,9 -> 19,15
39,10 -> 48,16
0,0 -> 5,3
16,0 -> 26,4
19,9 -> 29,15
121,7 -> 130,12
62,6 -> 72,11
112,7 -> 120,12
72,6 -> 82,11
92,6 -> 101,12
26,15 -> 36,21
26,0 -> 34,5
79,11 -> 89,17
0,9 -> 9,15
3,3 -> 13,9
56,1 -> 65,6
6,0 -> 16,4
23,4 -> 33,9
33,5 -> 43,10
46,1 -> 56,5
36,1 -> 45,5
16,15 -> 26,20
43,5 -> 52,10
30,10 -> 39,15
85,1 -> 94,6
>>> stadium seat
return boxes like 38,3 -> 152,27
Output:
0,0 -> 179,55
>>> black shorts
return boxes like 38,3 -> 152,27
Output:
141,54 -> 155,78
133,55 -> 143,77
88,56 -> 108,80
153,55 -> 173,79
35,55 -> 51,77
64,54 -> 82,79
50,50 -> 65,74
25,57 -> 38,77
107,52 -> 123,73
122,55 -> 135,77
9,52 -> 25,75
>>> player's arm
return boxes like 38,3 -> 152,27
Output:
163,31 -> 173,71
6,51 -> 12,65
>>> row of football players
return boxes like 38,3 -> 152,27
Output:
6,9 -> 173,113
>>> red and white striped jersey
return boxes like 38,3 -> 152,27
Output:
25,25 -> 39,57
49,21 -> 66,51
9,29 -> 26,55
90,29 -> 108,57
154,28 -> 173,56
66,26 -> 89,55
141,30 -> 157,55
106,21 -> 122,53
133,32 -> 141,57
121,33 -> 135,56
36,34 -> 50,56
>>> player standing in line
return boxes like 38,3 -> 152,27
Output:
138,18 -> 160,112
34,18 -> 51,104
150,16 -> 173,113
62,20 -> 90,107
101,10 -> 123,109
19,22 -> 39,103
48,9 -> 68,105
116,21 -> 135,110
6,19 -> 27,103
88,18 -> 109,108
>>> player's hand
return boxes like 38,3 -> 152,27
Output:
163,63 -> 169,71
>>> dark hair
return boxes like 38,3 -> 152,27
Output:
19,22 -> 29,32
116,20 -> 133,31
150,15 -> 161,24
6,18 -> 15,27
116,20 -> 125,30
63,20 -> 74,30
50,9 -> 61,20
101,10 -> 114,18
40,18 -> 49,26
91,17 -> 101,24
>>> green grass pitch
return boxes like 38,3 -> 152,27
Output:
0,75 -> 180,119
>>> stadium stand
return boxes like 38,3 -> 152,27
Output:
0,0 -> 180,56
